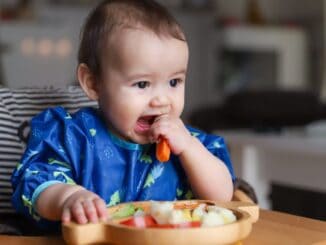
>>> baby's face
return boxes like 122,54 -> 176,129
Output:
97,28 -> 189,144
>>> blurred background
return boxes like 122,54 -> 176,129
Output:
1,0 -> 326,219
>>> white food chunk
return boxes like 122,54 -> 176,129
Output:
150,201 -> 174,224
192,204 -> 206,221
207,206 -> 228,213
168,210 -> 186,224
201,211 -> 225,227
206,206 -> 236,224
134,209 -> 145,217
220,209 -> 236,224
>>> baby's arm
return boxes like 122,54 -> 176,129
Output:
36,183 -> 107,224
151,115 -> 233,202
178,137 -> 234,201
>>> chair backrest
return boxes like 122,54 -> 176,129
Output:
0,86 -> 97,214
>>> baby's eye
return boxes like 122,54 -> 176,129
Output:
134,81 -> 150,89
169,79 -> 181,87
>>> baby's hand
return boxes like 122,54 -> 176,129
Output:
61,188 -> 107,224
151,114 -> 192,155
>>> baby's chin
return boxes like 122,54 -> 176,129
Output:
132,135 -> 152,145
125,131 -> 152,145
135,138 -> 151,145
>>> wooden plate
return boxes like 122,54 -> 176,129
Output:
62,200 -> 259,245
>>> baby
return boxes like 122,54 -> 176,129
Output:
11,0 -> 234,230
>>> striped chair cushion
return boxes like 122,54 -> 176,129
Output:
0,86 -> 97,214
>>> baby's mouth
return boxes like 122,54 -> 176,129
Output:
135,115 -> 156,134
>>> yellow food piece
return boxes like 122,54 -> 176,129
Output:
182,209 -> 192,222
192,214 -> 201,222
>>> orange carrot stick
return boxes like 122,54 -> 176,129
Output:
156,138 -> 170,162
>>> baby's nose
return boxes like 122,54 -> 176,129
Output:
150,95 -> 170,108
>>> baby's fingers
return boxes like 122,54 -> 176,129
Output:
94,198 -> 108,221
83,199 -> 98,223
62,207 -> 71,224
71,202 -> 88,224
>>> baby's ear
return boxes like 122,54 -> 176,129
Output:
77,63 -> 99,100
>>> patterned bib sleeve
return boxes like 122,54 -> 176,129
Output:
11,107 -> 82,229
188,127 -> 235,181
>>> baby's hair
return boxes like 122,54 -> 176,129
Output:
78,0 -> 186,80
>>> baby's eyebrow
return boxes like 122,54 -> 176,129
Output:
171,69 -> 186,76
125,73 -> 152,81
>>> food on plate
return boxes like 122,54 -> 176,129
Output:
110,201 -> 237,228
111,203 -> 137,219
156,138 -> 170,162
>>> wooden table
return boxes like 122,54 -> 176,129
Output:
1,210 -> 325,245
245,210 -> 326,244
